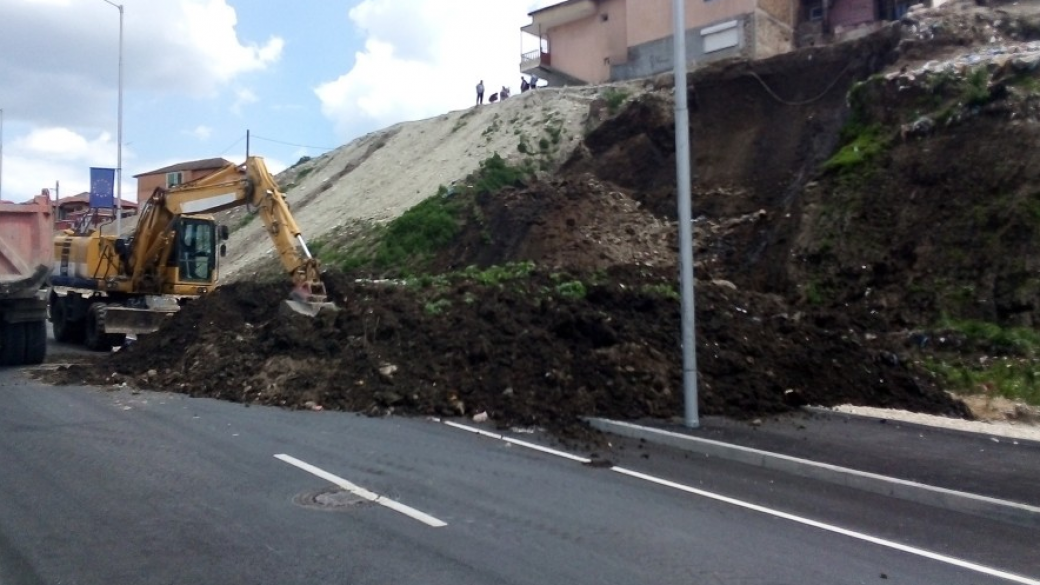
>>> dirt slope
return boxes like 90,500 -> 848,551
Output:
221,87 -> 610,280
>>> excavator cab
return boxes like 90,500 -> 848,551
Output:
173,219 -> 216,283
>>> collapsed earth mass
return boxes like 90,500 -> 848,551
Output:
52,0 -> 1040,435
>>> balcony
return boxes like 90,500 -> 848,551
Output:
520,49 -> 550,72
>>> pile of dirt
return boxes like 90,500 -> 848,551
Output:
52,270 -> 966,437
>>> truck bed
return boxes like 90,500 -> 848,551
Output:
0,264 -> 50,300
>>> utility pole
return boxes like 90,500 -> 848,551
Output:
0,108 -> 4,201
673,0 -> 699,428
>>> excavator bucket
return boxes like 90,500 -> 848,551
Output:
281,298 -> 337,318
281,283 -> 337,318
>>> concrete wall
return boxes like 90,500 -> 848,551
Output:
538,0 -> 792,84
753,8 -> 795,57
611,14 -> 751,81
757,0 -> 796,25
626,0 -> 756,46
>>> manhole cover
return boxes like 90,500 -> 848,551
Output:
293,487 -> 367,511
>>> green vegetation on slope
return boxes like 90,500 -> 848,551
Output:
310,153 -> 534,276
921,319 -> 1040,406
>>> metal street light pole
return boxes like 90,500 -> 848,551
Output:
0,108 -> 5,201
101,0 -> 124,236
673,0 -> 699,428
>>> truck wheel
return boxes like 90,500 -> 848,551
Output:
52,295 -> 84,344
0,322 -> 27,366
23,321 -> 47,365
84,304 -> 125,351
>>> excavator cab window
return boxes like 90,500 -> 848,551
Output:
175,219 -> 216,283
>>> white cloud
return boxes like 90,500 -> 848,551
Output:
0,0 -> 280,201
316,0 -> 553,140
14,128 -> 114,162
231,88 -> 259,115
0,0 -> 282,127
189,125 -> 214,140
2,127 -> 134,200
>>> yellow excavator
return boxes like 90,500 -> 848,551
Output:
49,156 -> 333,350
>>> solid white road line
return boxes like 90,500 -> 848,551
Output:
274,453 -> 447,528
445,422 -> 1040,585
442,420 -> 591,463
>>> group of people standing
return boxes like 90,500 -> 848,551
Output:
476,75 -> 540,106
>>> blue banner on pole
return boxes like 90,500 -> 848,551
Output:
89,167 -> 115,208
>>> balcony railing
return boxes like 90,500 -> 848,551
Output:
520,49 -> 551,71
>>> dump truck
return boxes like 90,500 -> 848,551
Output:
0,194 -> 52,365
49,156 -> 332,350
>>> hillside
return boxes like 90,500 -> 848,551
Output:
51,0 -> 1040,434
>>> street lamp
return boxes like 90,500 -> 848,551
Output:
100,0 -> 124,236
1,108 -> 5,201
673,0 -> 698,428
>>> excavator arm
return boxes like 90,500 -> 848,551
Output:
127,156 -> 330,313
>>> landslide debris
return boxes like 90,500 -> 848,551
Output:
55,269 -> 966,437
45,0 -> 1040,432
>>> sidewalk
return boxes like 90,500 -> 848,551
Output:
587,409 -> 1040,527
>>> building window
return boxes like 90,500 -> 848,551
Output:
809,5 -> 824,20
166,172 -> 183,188
702,20 -> 739,53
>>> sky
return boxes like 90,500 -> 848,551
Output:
0,0 -> 554,202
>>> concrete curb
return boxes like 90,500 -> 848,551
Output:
586,417 -> 1040,529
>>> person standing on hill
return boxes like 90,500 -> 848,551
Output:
476,80 -> 485,105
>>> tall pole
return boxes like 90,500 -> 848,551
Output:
102,0 -> 124,235
0,108 -> 4,201
673,0 -> 699,428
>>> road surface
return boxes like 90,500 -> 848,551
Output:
0,351 -> 1037,583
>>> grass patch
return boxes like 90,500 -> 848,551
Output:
554,280 -> 587,300
423,298 -> 452,315
641,283 -> 680,300
375,194 -> 461,268
319,154 -> 535,275
468,152 -> 531,194
823,123 -> 888,174
234,212 -> 257,231
938,318 -> 1040,355
1008,73 -> 1040,94
963,67 -> 991,107
603,88 -> 630,114
919,318 -> 1040,406
926,357 -> 1040,406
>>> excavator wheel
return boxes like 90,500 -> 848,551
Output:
51,293 -> 85,344
84,304 -> 127,352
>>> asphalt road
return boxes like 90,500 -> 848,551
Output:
1,366 -> 1038,584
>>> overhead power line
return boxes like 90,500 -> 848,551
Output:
250,134 -> 336,152
219,135 -> 246,156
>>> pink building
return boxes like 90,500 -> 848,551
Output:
520,0 -> 917,85
521,0 -> 798,85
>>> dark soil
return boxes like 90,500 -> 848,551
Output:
53,269 -> 966,438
